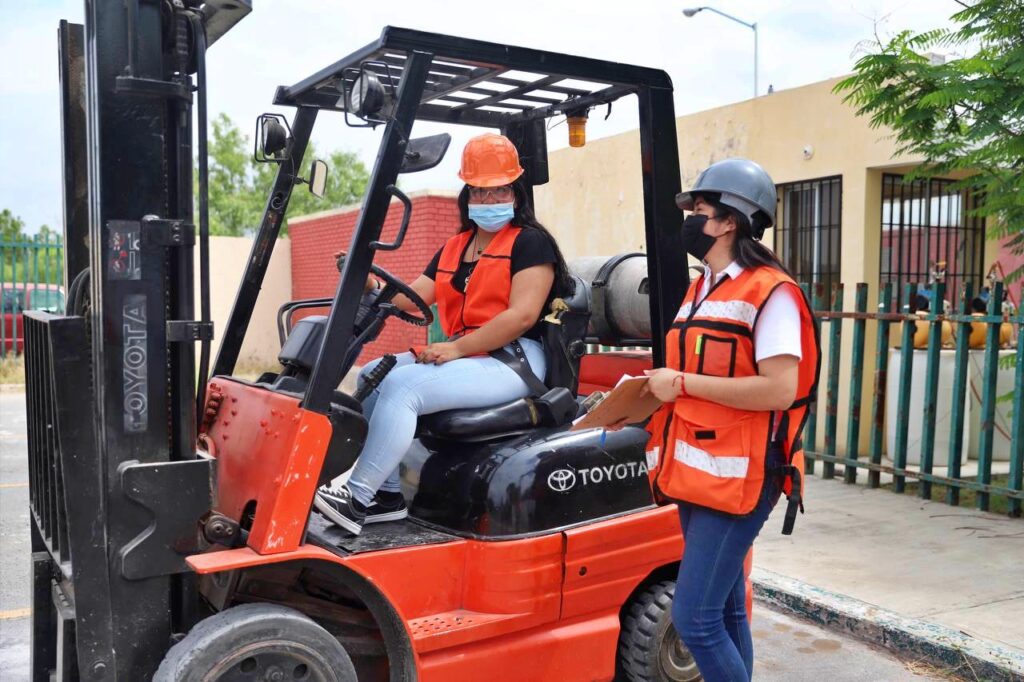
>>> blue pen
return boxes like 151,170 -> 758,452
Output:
600,429 -> 607,447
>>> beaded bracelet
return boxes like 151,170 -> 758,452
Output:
672,372 -> 686,398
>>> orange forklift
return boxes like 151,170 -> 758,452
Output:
27,2 -> 744,680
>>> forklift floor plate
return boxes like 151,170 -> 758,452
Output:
306,512 -> 457,556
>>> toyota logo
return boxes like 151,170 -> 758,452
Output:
547,469 -> 577,492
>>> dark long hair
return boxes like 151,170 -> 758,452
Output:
457,179 -> 574,296
698,192 -> 793,276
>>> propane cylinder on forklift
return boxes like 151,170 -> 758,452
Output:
571,254 -> 652,342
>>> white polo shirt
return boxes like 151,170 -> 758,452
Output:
692,261 -> 803,362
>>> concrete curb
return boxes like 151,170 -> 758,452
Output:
752,567 -> 1024,681
0,384 -> 25,394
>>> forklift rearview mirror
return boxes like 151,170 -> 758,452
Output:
400,133 -> 452,174
309,160 -> 328,198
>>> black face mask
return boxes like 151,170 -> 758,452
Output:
680,214 -> 718,261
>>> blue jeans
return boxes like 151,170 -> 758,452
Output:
341,337 -> 546,506
671,452 -> 783,682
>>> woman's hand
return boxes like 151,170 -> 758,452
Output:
642,368 -> 685,403
334,250 -> 378,293
417,342 -> 465,365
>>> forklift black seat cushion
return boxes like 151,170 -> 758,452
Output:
418,388 -> 579,442
417,396 -> 538,442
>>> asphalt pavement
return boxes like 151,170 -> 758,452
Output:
0,390 -> 943,680
1,390 -> 32,680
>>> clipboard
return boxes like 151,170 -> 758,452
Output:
569,375 -> 664,431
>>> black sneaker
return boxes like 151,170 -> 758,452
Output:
364,491 -> 408,524
314,485 -> 366,535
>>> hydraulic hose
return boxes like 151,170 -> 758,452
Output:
191,12 -> 212,431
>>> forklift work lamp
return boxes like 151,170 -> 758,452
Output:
348,71 -> 386,118
262,118 -> 288,157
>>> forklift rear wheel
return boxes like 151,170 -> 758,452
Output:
618,580 -> 701,682
154,603 -> 357,682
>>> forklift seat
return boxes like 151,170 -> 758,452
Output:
417,395 -> 545,442
278,314 -> 327,374
277,277 -> 590,442
417,275 -> 592,441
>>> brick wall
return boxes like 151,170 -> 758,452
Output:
289,192 -> 460,365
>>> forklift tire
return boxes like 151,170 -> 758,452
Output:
154,603 -> 357,682
618,580 -> 701,682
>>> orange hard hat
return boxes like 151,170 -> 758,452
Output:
458,133 -> 524,188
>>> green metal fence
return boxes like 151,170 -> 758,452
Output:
804,281 -> 1023,516
425,280 -> 1021,517
1,237 -> 65,357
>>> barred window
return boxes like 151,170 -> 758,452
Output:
880,174 -> 985,311
775,176 -> 842,307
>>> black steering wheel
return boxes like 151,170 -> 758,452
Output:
337,255 -> 433,327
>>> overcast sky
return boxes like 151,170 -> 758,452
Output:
1,0 -> 963,234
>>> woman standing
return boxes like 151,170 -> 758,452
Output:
643,158 -> 820,681
315,133 -> 571,536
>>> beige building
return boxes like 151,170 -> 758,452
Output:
536,76 -> 1014,457
201,236 -> 292,374
536,75 -> 1005,290
200,78 -> 1016,456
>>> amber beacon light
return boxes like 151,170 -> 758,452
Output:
567,112 -> 589,148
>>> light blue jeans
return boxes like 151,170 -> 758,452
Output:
342,337 -> 546,506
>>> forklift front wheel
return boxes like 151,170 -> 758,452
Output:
618,580 -> 701,682
154,603 -> 357,682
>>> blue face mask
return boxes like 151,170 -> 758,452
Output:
468,202 -> 514,232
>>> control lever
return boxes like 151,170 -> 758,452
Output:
353,354 -> 397,402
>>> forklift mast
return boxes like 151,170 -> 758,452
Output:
26,2 -> 250,679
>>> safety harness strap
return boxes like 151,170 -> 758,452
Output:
490,340 -> 548,397
772,411 -> 803,536
789,395 -> 814,409
772,463 -> 804,536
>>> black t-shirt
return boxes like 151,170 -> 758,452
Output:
423,227 -> 559,339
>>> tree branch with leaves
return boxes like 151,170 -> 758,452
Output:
205,113 -> 370,237
835,0 -> 1024,285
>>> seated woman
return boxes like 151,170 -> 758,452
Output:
315,133 -> 571,535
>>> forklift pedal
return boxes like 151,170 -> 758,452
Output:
407,610 -> 519,649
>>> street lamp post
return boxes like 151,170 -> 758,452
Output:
682,6 -> 759,98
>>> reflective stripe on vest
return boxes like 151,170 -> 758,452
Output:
674,440 -> 750,478
676,299 -> 759,328
649,266 -> 821,522
435,225 -> 521,338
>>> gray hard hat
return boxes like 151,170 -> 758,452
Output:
676,158 -> 778,235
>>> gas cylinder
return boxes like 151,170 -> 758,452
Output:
570,254 -> 652,342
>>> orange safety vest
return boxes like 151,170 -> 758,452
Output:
435,225 -> 522,338
645,266 -> 820,534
